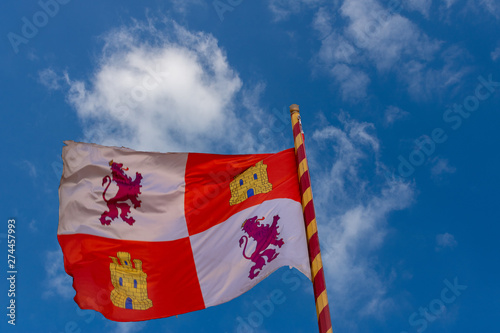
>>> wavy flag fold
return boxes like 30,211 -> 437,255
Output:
58,140 -> 311,321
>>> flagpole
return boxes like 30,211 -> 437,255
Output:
290,104 -> 333,333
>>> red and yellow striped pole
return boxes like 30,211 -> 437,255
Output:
290,104 -> 332,333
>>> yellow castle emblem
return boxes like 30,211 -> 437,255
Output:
109,252 -> 153,310
229,160 -> 273,205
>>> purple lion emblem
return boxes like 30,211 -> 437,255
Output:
239,215 -> 284,279
99,160 -> 143,226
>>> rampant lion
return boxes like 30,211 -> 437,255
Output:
99,160 -> 143,226
239,215 -> 284,279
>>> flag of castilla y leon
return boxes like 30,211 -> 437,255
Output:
58,139 -> 312,322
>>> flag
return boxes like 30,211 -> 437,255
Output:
58,140 -> 311,321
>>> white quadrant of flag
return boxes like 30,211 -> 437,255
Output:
191,198 -> 311,307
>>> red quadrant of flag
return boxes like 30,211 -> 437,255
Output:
58,233 -> 205,321
185,148 -> 301,235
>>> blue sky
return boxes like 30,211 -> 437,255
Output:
1,0 -> 499,332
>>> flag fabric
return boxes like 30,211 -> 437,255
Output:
58,140 -> 311,321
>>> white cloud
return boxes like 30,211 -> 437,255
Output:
384,106 -> 409,126
341,0 -> 440,71
273,0 -> 473,102
305,0 -> 471,101
311,115 -> 414,323
42,250 -> 74,299
54,19 -> 270,153
436,232 -> 458,250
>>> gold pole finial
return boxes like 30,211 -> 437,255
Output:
289,104 -> 300,114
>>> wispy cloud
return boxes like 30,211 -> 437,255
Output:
39,68 -> 65,91
312,10 -> 371,101
404,0 -> 432,17
384,106 -> 409,127
20,160 -> 37,179
479,0 -> 500,18
492,45 -> 500,61
109,322 -> 147,333
29,219 -> 37,232
42,250 -> 74,299
436,232 -> 458,251
330,64 -> 371,101
169,0 -> 205,14
310,114 -> 414,325
442,0 -> 458,9
341,0 -> 440,71
268,0 -> 323,21
430,157 -> 456,178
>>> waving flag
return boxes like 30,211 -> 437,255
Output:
58,140 -> 311,321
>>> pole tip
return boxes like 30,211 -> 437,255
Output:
289,104 -> 300,114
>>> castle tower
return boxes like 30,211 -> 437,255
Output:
109,252 -> 153,310
229,161 -> 273,205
